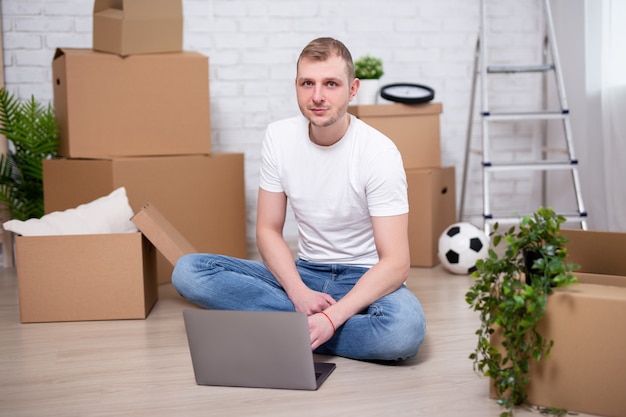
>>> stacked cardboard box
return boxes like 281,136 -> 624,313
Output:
93,0 -> 183,56
51,48 -> 211,158
15,0 -> 247,323
348,103 -> 455,267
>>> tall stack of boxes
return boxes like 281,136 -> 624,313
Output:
348,103 -> 456,267
43,0 -> 247,286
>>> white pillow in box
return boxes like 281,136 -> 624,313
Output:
2,187 -> 138,236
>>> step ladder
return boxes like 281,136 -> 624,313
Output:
459,0 -> 588,233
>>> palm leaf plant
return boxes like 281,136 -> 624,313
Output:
465,207 -> 579,417
0,88 -> 58,221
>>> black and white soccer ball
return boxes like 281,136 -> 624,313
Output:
438,222 -> 489,275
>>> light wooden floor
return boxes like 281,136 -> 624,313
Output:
0,265 -> 599,417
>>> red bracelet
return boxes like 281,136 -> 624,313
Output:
320,311 -> 336,333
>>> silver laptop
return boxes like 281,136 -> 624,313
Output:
182,309 -> 336,390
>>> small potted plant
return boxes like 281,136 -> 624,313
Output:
354,54 -> 384,105
0,88 -> 58,221
465,207 -> 579,417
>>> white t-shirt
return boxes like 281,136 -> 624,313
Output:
259,114 -> 408,267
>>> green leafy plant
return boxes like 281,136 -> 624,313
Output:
0,88 -> 58,221
354,54 -> 384,79
465,207 -> 579,417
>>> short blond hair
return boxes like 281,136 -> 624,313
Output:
297,37 -> 355,80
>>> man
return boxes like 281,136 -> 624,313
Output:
172,37 -> 425,361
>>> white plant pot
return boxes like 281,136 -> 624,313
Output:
356,79 -> 380,105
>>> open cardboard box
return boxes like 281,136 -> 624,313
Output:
16,204 -> 195,323
490,228 -> 626,417
93,0 -> 183,56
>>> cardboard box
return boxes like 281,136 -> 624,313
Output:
52,48 -> 211,158
15,204 -> 194,323
348,103 -> 442,169
523,229 -> 626,417
43,153 -> 247,284
489,229 -> 626,417
561,228 -> 626,283
93,0 -> 183,56
406,166 -> 456,267
16,233 -> 156,323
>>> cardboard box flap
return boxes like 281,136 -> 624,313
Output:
94,0 -> 182,18
94,0 -> 119,13
574,272 -> 626,288
132,203 -> 196,266
558,281 -> 626,299
54,48 -> 66,60
53,48 -> 97,60
562,229 -> 626,276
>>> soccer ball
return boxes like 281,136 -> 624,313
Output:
438,222 -> 489,275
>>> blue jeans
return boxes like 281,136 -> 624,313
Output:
172,254 -> 426,361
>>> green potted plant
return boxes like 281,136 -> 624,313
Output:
465,207 -> 579,417
0,88 -> 58,221
354,54 -> 384,80
354,54 -> 384,105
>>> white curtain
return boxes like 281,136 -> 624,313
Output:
599,0 -> 626,231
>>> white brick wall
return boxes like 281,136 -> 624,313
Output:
1,0 -> 551,251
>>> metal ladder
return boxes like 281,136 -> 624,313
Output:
459,0 -> 588,233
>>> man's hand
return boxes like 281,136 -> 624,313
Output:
290,287 -> 336,315
308,311 -> 336,350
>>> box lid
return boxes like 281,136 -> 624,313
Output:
131,203 -> 196,266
